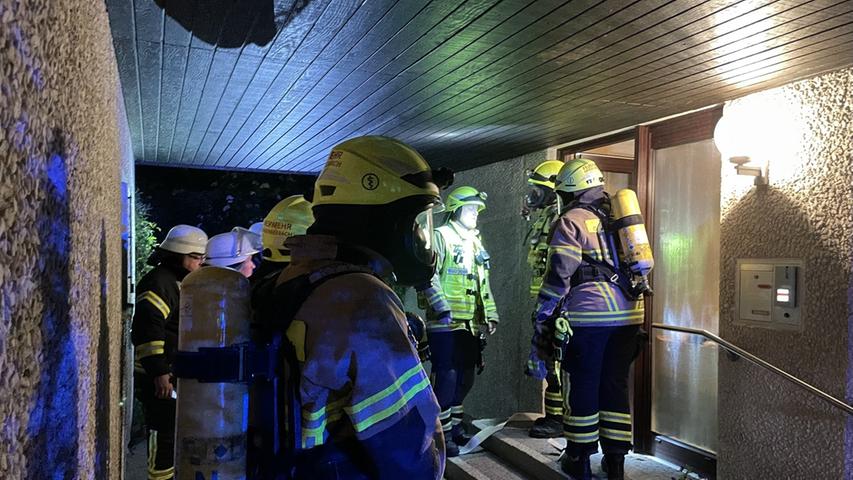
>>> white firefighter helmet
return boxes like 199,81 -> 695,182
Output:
159,225 -> 208,255
204,230 -> 260,268
249,222 -> 264,236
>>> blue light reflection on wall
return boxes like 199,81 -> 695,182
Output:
25,152 -> 79,479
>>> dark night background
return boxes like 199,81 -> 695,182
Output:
136,165 -> 316,240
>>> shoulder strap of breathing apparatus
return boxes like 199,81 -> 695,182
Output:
567,201 -> 643,301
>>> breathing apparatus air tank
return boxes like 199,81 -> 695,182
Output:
175,266 -> 251,480
610,189 -> 654,291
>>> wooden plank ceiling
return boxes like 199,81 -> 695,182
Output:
107,0 -> 853,173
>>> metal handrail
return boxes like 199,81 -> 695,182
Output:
651,323 -> 853,416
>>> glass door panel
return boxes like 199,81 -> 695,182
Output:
650,139 -> 721,453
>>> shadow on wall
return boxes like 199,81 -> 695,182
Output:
719,185 -> 847,478
155,0 -> 312,48
95,221 -> 111,478
26,152 -> 79,478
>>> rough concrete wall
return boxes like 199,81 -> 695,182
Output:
0,1 -> 130,478
449,150 -> 550,420
718,69 -> 853,479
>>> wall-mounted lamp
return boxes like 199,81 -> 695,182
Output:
714,110 -> 769,186
729,156 -> 768,186
714,92 -> 804,187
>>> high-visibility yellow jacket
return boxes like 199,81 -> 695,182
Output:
420,221 -> 499,333
279,234 -> 442,473
526,205 -> 559,298
534,189 -> 644,328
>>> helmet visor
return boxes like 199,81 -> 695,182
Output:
524,185 -> 548,209
412,203 -> 441,264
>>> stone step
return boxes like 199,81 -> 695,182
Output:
469,413 -> 697,480
445,451 -> 529,480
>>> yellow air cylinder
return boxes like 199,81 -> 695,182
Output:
611,189 -> 654,277
175,266 -> 251,480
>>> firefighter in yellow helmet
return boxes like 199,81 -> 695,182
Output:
418,185 -> 499,457
265,136 -> 445,479
132,224 -> 207,480
530,158 -> 648,480
521,160 -> 566,439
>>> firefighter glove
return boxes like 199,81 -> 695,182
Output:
525,351 -> 548,380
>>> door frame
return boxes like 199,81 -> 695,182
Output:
633,105 -> 723,478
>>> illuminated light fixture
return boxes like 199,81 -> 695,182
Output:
714,92 -> 801,187
714,111 -> 769,186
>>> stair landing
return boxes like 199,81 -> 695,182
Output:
445,413 -> 699,480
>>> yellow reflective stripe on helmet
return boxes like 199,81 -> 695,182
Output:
137,291 -> 170,319
565,430 -> 599,443
600,428 -> 633,441
565,413 -> 599,427
600,411 -> 632,424
135,341 -> 165,361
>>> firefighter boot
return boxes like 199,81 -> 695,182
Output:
451,423 -> 472,447
561,454 -> 592,480
444,436 -> 460,458
602,454 -> 625,480
528,414 -> 562,438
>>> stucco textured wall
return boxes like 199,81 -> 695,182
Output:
0,1 -> 129,478
447,150 -> 550,420
718,69 -> 853,479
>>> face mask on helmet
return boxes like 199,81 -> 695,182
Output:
524,184 -> 555,210
390,201 -> 443,287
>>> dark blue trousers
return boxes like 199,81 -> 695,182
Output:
561,325 -> 639,456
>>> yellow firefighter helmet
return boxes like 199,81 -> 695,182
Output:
313,136 -> 440,207
527,160 -> 563,190
554,158 -> 605,193
262,195 -> 314,262
445,186 -> 487,213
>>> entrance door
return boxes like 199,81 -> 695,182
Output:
635,107 -> 723,476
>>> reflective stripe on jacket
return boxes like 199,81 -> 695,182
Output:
527,205 -> 558,297
420,221 -> 498,333
535,190 -> 644,328
279,235 -> 441,455
131,263 -> 187,377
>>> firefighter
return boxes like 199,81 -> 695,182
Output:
204,229 -> 260,278
530,159 -> 645,480
246,195 -> 314,475
418,185 -> 499,457
132,224 -> 208,480
269,136 -> 445,479
521,160 -> 566,439
253,195 -> 314,283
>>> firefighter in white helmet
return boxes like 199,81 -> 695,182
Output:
522,160 -> 566,439
265,136 -> 445,479
132,224 -> 207,480
204,229 -> 260,278
530,159 -> 649,480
